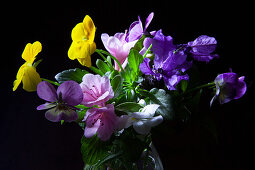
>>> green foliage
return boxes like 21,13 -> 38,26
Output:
80,136 -> 110,166
96,59 -> 112,74
115,102 -> 143,113
111,74 -> 123,98
55,68 -> 88,83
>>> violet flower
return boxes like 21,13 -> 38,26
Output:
187,35 -> 219,62
37,81 -> 83,122
83,104 -> 117,141
139,30 -> 192,90
126,12 -> 154,42
210,72 -> 247,105
80,74 -> 114,107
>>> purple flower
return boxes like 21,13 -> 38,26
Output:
83,104 -> 117,141
210,72 -> 247,105
126,12 -> 154,42
143,29 -> 175,59
80,74 -> 114,107
139,30 -> 192,90
37,81 -> 83,122
187,35 -> 219,62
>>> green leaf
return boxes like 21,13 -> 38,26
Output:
111,74 -> 123,98
96,59 -> 112,73
55,68 -> 88,83
149,88 -> 175,120
81,136 -> 109,165
89,66 -> 104,76
115,102 -> 143,113
133,35 -> 146,51
128,49 -> 143,81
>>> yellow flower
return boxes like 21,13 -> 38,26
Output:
68,15 -> 96,67
13,41 -> 42,92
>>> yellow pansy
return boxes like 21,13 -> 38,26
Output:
13,41 -> 42,92
68,15 -> 96,67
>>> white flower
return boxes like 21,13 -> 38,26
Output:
118,104 -> 163,135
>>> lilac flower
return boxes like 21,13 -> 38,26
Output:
83,104 -> 117,141
126,12 -> 154,42
37,81 -> 83,122
187,35 -> 219,62
80,74 -> 114,107
210,72 -> 247,105
139,30 -> 192,90
101,32 -> 137,71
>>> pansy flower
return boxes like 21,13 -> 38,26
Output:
83,104 -> 117,141
68,15 -> 96,67
37,81 -> 83,122
13,41 -> 42,92
210,72 -> 247,105
80,74 -> 114,107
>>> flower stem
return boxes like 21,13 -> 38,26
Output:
95,49 -> 125,72
41,78 -> 60,86
143,44 -> 152,59
186,82 -> 215,94
95,49 -> 115,71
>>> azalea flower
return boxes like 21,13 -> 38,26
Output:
68,15 -> 96,67
80,74 -> 114,107
187,35 -> 219,62
37,81 -> 83,122
83,104 -> 117,141
101,32 -> 137,71
13,41 -> 42,92
118,104 -> 163,135
139,30 -> 192,90
210,72 -> 247,105
101,12 -> 154,71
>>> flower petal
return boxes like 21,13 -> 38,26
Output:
57,80 -> 83,106
22,66 -> 42,92
37,81 -> 57,102
144,12 -> 154,32
22,41 -> 42,63
45,107 -> 78,122
139,58 -> 154,75
96,104 -> 117,141
133,120 -> 151,135
37,103 -> 56,110
13,64 -> 25,91
83,15 -> 96,43
71,23 -> 85,42
84,119 -> 100,138
146,115 -> 163,127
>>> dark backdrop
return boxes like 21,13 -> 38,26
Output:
1,1 -> 254,170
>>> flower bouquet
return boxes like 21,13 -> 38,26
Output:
13,12 -> 247,169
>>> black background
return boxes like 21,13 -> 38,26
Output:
1,0 -> 254,170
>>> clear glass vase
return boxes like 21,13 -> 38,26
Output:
135,142 -> 164,170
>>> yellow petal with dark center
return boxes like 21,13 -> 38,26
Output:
83,15 -> 96,43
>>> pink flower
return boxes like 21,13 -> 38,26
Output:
80,74 -> 114,107
83,104 -> 117,141
101,32 -> 137,71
